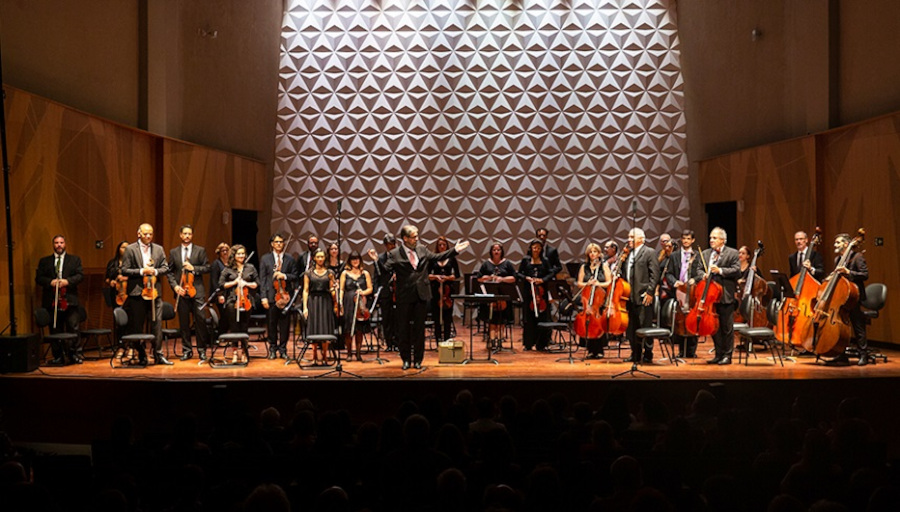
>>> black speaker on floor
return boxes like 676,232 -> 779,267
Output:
0,334 -> 40,373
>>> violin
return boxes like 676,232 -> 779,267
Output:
235,251 -> 255,322
141,259 -> 158,301
800,228 -> 864,357
441,281 -> 454,310
52,266 -> 68,329
574,263 -> 606,339
737,241 -> 771,327
330,272 -> 341,316
491,266 -> 508,311
776,227 -> 823,346
115,279 -> 128,306
685,246 -> 724,337
180,269 -> 196,298
598,245 -> 631,335
354,290 -> 370,321
273,234 -> 292,309
529,279 -> 547,316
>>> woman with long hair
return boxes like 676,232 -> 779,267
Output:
339,251 -> 373,361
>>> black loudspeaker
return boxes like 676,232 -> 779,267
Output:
0,334 -> 40,373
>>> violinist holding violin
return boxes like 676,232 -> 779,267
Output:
166,224 -> 211,361
830,233 -> 870,366
689,227 -> 740,365
35,235 -> 84,364
219,244 -> 259,363
260,233 -> 299,360
517,239 -> 554,351
340,251 -> 374,361
428,236 -> 461,343
121,223 -> 172,365
623,228 -> 661,364
575,243 -> 612,358
477,242 -> 517,349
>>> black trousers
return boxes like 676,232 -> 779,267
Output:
673,333 -> 698,357
713,302 -> 736,358
267,305 -> 292,352
626,301 -> 653,359
177,295 -> 210,352
126,296 -> 162,353
850,306 -> 868,353
49,306 -> 81,359
396,300 -> 427,363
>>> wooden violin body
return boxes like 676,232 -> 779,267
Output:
180,271 -> 197,298
274,278 -> 290,308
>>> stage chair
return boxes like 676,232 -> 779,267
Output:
160,302 -> 184,358
33,307 -> 80,366
849,283 -> 888,364
734,302 -> 784,366
110,307 -> 154,368
207,309 -> 249,368
247,313 -> 268,358
78,306 -> 114,361
635,298 -> 679,366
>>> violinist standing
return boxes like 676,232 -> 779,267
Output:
576,243 -> 613,358
623,228 -> 661,364
831,233 -> 870,366
517,239 -> 554,351
666,229 -> 699,358
296,235 -> 319,276
304,249 -> 337,365
371,225 -> 469,370
371,234 -> 399,350
657,233 -> 674,301
789,231 -> 825,279
35,235 -> 85,364
209,243 -> 230,332
166,225 -> 211,361
476,243 -> 517,347
340,251 -> 373,361
535,227 -> 563,278
689,227 -> 740,365
121,223 -> 172,365
260,233 -> 299,359
219,244 -> 259,363
428,236 -> 461,343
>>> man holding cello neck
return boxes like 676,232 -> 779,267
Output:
623,228 -> 660,364
122,223 -> 171,365
832,233 -> 869,366
166,224 -> 211,362
690,227 -> 740,365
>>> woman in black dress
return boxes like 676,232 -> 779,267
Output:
428,236 -> 461,342
477,243 -> 517,343
303,249 -> 337,365
517,239 -> 554,350
105,240 -> 129,308
326,242 -> 344,275
576,243 -> 612,358
339,251 -> 373,361
218,244 -> 259,363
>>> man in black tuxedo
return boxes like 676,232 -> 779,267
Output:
166,224 -> 211,361
832,233 -> 870,366
121,223 -> 172,365
296,234 -> 319,276
623,228 -> 660,363
788,230 -> 825,279
259,232 -> 300,359
666,229 -> 699,358
535,227 -> 562,277
690,227 -> 741,364
370,226 -> 469,370
370,234 -> 399,351
35,235 -> 85,364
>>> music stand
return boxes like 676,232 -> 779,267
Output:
482,282 -> 519,352
451,294 -> 506,364
770,270 -> 798,362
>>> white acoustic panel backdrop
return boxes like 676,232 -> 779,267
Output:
275,0 -> 688,271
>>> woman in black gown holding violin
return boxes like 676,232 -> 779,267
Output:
477,243 -> 517,344
303,249 -> 337,365
339,251 -> 373,361
218,244 -> 258,363
517,239 -> 554,351
428,236 -> 461,343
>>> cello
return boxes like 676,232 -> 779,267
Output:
685,247 -> 724,337
800,229 -> 864,357
737,241 -> 771,327
776,227 -> 823,346
574,264 -> 606,339
598,245 -> 631,335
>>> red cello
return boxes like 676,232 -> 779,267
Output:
574,264 -> 606,339
685,247 -> 724,337
598,246 -> 631,335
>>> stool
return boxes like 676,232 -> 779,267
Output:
209,333 -> 250,368
80,327 -> 114,360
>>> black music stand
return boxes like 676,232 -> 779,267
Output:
451,294 -> 506,364
770,270 -> 798,362
482,282 -> 519,353
612,299 -> 661,378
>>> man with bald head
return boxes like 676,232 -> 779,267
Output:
121,223 -> 172,365
690,227 -> 741,365
623,228 -> 660,364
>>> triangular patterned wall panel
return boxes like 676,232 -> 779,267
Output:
275,0 -> 688,269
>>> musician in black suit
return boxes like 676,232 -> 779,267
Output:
623,228 -> 660,363
690,227 -> 741,364
535,227 -> 562,278
370,234 -> 399,350
259,232 -> 300,359
833,233 -> 870,366
370,225 -> 469,370
665,229 -> 699,358
166,225 -> 211,361
35,235 -> 85,364
121,223 -> 172,365
296,234 -> 319,277
788,230 -> 825,279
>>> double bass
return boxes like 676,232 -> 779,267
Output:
598,245 -> 631,335
776,227 -> 823,346
800,229 -> 864,357
685,247 -> 724,337
574,264 -> 606,339
737,241 -> 771,327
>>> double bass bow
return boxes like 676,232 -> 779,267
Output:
776,227 -> 823,346
685,246 -> 724,337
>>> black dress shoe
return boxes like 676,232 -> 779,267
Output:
73,354 -> 84,364
198,351 -> 208,361
414,362 -> 422,369
623,356 -> 640,363
279,351 -> 288,360
50,357 -> 65,365
857,356 -> 869,366
267,350 -> 276,360
155,353 -> 174,365
402,361 -> 410,370
641,357 -> 654,365
717,357 -> 732,365
707,357 -> 722,364
180,351 -> 193,361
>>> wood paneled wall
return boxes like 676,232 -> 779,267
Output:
0,86 -> 267,333
700,112 -> 900,344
